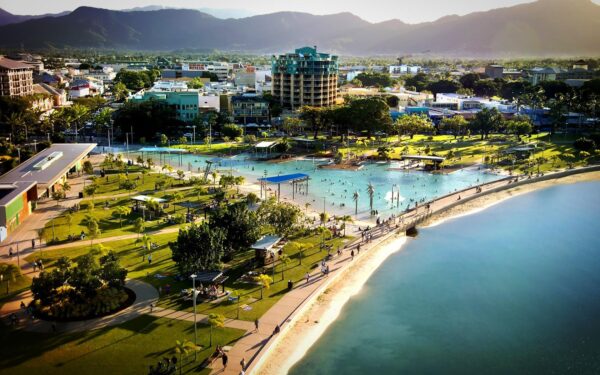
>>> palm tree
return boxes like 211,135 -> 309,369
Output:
338,215 -> 353,236
141,234 -> 152,259
174,339 -> 199,375
279,254 -> 291,280
207,313 -> 225,347
171,192 -> 184,213
234,176 -> 245,194
87,218 -> 100,248
114,206 -> 130,227
367,183 -> 375,215
254,274 -> 273,299
161,164 -> 172,177
352,191 -> 360,215
64,212 -> 73,236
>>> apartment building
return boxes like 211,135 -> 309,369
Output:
271,46 -> 339,110
0,57 -> 34,97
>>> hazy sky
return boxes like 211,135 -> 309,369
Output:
0,0 -> 596,23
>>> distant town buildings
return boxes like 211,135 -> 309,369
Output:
271,46 -> 339,110
231,94 -> 270,125
131,80 -> 220,122
0,57 -> 34,97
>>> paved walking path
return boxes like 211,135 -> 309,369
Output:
0,279 -> 158,333
148,307 -> 255,332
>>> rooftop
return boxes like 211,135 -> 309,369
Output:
0,57 -> 33,70
0,144 -> 96,187
0,181 -> 37,207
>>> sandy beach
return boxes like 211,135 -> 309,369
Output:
251,170 -> 600,375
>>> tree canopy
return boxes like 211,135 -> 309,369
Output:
170,223 -> 226,274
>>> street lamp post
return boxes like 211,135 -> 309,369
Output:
191,274 -> 198,360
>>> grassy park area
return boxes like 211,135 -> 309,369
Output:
318,132 -> 596,173
0,314 -> 244,375
27,228 -> 352,322
43,182 -> 215,243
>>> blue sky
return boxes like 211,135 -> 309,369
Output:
0,0 -> 596,23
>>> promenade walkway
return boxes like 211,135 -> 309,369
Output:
213,166 -> 600,375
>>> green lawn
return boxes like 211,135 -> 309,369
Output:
28,228 -> 352,322
0,315 -> 244,375
156,232 -> 352,321
26,232 -> 179,280
335,132 -> 595,173
92,171 -> 181,197
43,188 -> 215,243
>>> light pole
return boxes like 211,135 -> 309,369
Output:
192,125 -> 196,145
190,274 -> 198,360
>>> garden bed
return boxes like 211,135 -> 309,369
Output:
32,287 -> 136,322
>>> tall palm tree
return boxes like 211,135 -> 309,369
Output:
367,183 -> 375,216
352,191 -> 360,215
207,313 -> 225,347
279,254 -> 291,280
254,274 -> 272,299
339,215 -> 353,236
174,339 -> 198,375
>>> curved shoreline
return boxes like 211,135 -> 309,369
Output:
251,169 -> 600,375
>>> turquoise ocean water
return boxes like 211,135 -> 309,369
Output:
290,181 -> 600,375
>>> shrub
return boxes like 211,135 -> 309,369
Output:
573,137 -> 596,152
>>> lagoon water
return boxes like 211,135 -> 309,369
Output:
290,181 -> 600,375
131,149 -> 500,219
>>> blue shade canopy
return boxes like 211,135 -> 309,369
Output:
258,173 -> 309,184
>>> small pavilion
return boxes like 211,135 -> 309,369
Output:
258,173 -> 310,201
254,141 -> 279,156
400,155 -> 445,169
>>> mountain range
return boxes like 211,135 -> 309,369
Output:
0,0 -> 598,56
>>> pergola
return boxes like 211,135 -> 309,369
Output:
254,141 -> 278,155
401,155 -> 445,169
258,173 -> 310,201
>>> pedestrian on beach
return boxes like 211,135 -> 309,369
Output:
357,244 -> 361,254
305,273 -> 310,284
222,352 -> 228,369
8,247 -> 13,259
350,250 -> 354,260
240,357 -> 246,370
254,318 -> 259,332
31,239 -> 35,249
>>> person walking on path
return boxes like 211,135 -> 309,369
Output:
254,318 -> 259,332
350,250 -> 355,260
240,357 -> 246,371
8,247 -> 13,259
305,273 -> 310,284
222,352 -> 228,369
31,239 -> 35,249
